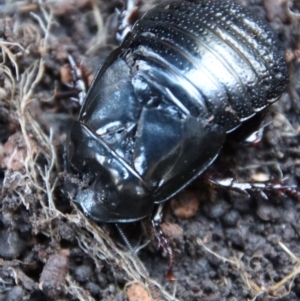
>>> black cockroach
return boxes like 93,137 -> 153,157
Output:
65,0 -> 287,228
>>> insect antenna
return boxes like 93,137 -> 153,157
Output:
115,223 -> 162,300
115,223 -> 136,254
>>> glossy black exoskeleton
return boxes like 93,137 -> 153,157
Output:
65,0 -> 288,223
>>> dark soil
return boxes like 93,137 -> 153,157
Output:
0,0 -> 300,301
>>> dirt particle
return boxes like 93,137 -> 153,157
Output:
126,283 -> 151,301
161,222 -> 183,238
222,210 -> 240,227
0,230 -> 26,259
74,264 -> 93,283
97,272 -> 108,289
39,253 -> 69,298
225,228 -> 245,250
171,190 -> 200,219
57,221 -> 75,242
0,132 -> 27,171
203,199 -> 231,219
5,286 -> 23,301
85,282 -> 101,297
257,203 -> 280,221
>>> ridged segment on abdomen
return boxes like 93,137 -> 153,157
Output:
124,0 -> 287,132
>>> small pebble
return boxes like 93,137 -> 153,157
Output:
0,230 -> 26,259
5,286 -> 23,301
126,283 -> 151,301
74,264 -> 92,283
171,190 -> 199,219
